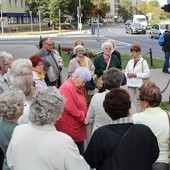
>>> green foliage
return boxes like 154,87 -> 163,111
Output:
160,102 -> 170,111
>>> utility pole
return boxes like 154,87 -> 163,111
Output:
29,11 -> 33,33
58,9 -> 61,34
38,10 -> 41,32
78,0 -> 82,31
0,0 -> 4,35
97,0 -> 100,41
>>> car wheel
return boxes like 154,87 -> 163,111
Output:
143,31 -> 146,34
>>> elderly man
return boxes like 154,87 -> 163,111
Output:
0,54 -> 11,94
37,37 -> 64,88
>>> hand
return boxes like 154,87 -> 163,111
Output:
83,118 -> 88,125
132,73 -> 137,78
127,73 -> 133,78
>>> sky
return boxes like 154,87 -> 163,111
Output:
158,0 -> 167,6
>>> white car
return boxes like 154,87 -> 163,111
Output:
150,23 -> 167,39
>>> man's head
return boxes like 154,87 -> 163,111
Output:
103,68 -> 123,90
166,24 -> 170,31
42,37 -> 54,52
0,54 -> 11,75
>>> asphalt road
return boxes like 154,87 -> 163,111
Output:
0,24 -> 165,60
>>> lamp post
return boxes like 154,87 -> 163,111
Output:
58,9 -> 61,34
38,10 -> 41,32
0,0 -> 4,35
29,11 -> 33,33
78,0 -> 82,31
97,0 -> 100,41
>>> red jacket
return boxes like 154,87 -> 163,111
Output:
55,78 -> 87,142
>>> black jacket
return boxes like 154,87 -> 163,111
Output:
162,31 -> 170,52
84,123 -> 159,170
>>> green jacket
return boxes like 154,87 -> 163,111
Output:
94,53 -> 121,76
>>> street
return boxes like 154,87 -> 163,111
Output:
0,24 -> 165,60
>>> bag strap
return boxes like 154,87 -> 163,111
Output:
141,59 -> 144,73
99,125 -> 133,168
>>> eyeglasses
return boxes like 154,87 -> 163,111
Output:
4,63 -> 10,66
45,42 -> 53,46
105,48 -> 112,50
137,98 -> 144,101
32,81 -> 36,87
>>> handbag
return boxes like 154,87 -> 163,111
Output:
85,78 -> 95,90
141,59 -> 151,85
95,56 -> 111,89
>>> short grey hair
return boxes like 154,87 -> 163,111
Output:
12,75 -> 34,96
0,55 -> 5,69
9,59 -> 32,77
73,45 -> 85,54
101,42 -> 113,52
72,67 -> 91,82
107,39 -> 116,49
29,86 -> 65,125
103,68 -> 123,90
0,51 -> 13,60
0,89 -> 25,119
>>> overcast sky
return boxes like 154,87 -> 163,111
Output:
158,0 -> 167,6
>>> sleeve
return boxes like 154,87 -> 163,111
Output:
94,56 -> 104,76
87,58 -> 95,75
61,87 -> 86,122
68,59 -> 76,77
84,130 -> 103,168
124,61 -> 130,78
6,133 -> 15,170
64,137 -> 90,170
53,50 -> 64,67
147,128 -> 159,163
86,96 -> 96,123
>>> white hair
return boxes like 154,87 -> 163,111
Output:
0,51 -> 13,60
73,45 -> 85,54
9,59 -> 32,77
107,39 -> 116,49
72,67 -> 91,82
29,87 -> 65,125
101,42 -> 114,52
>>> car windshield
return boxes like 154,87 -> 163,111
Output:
160,24 -> 166,29
132,23 -> 140,26
135,18 -> 146,22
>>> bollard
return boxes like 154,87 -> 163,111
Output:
149,48 -> 153,67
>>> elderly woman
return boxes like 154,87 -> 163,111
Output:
0,89 -> 25,170
86,68 -> 137,135
55,67 -> 91,155
125,44 -> 150,112
29,55 -> 47,92
7,58 -> 32,85
84,88 -> 159,170
6,87 -> 90,170
132,83 -> 169,170
12,75 -> 36,124
94,41 -> 121,92
68,45 -> 95,104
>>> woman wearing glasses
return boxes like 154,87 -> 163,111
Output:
94,41 -> 121,92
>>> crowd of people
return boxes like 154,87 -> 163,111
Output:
0,36 -> 169,170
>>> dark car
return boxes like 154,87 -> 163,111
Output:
125,22 -> 146,34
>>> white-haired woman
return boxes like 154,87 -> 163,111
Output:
7,59 -> 32,85
55,67 -> 91,156
6,87 -> 90,170
68,45 -> 95,104
12,75 -> 36,124
94,41 -> 121,92
0,89 -> 25,170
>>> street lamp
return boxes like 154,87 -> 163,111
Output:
29,11 -> 33,33
0,0 -> 4,35
97,0 -> 100,41
58,9 -> 61,34
38,10 -> 41,32
78,0 -> 82,31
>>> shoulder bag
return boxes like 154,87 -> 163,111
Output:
141,59 -> 151,85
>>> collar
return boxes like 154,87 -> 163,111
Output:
29,122 -> 57,131
112,117 -> 133,124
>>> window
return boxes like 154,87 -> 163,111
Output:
9,0 -> 12,6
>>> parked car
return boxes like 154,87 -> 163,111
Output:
125,22 -> 146,34
149,23 -> 167,39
